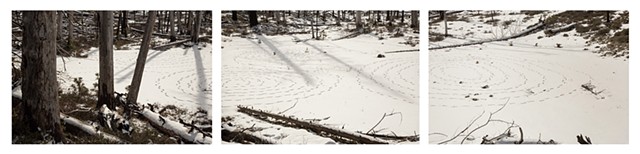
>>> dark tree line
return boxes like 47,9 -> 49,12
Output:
227,10 -> 419,38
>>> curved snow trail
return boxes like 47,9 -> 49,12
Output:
429,44 -> 628,144
57,44 -> 213,114
222,34 -> 419,142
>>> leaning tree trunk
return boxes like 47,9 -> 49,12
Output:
97,11 -> 115,110
169,11 -> 176,42
248,11 -> 258,28
191,11 -> 202,43
127,11 -> 157,106
21,11 -> 65,143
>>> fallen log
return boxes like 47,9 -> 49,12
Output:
385,49 -> 420,54
363,133 -> 419,142
152,35 -> 213,50
60,113 -> 125,143
237,105 -> 388,144
12,91 -> 124,143
139,108 -> 212,144
429,22 -> 545,50
221,123 -> 276,144
131,27 -> 170,37
545,23 -> 576,36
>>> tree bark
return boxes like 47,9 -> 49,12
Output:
177,11 -> 183,35
386,11 -> 390,21
231,11 -> 238,21
121,11 -> 128,37
191,11 -> 202,43
117,11 -> 122,37
97,11 -> 115,110
186,12 -> 192,35
67,11 -> 75,52
163,11 -> 171,34
57,11 -> 63,42
311,11 -> 315,38
156,12 -> 162,33
127,11 -> 157,106
21,11 -> 65,143
401,10 -> 405,23
411,10 -> 419,29
356,11 -> 363,30
248,11 -> 258,27
169,11 -> 176,42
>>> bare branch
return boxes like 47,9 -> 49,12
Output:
437,110 -> 485,144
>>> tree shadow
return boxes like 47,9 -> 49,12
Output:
248,35 -> 315,85
115,49 -> 168,83
191,45 -> 210,110
291,35 -> 416,103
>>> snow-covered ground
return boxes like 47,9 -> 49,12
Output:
429,11 -> 628,144
222,30 -> 419,144
56,42 -> 213,115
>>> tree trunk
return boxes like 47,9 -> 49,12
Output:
57,11 -> 63,42
386,11 -> 390,21
356,11 -> 363,30
132,11 -> 137,23
117,11 -> 122,37
274,11 -> 281,25
281,11 -> 286,25
186,11 -> 192,35
121,11 -> 128,37
21,11 -> 65,143
231,11 -> 238,21
311,11 -> 315,38
443,11 -> 448,36
156,12 -> 162,33
191,11 -> 202,43
164,11 -> 170,33
248,11 -> 258,27
97,11 -> 115,110
169,11 -> 176,42
67,11 -> 75,52
315,11 -> 320,38
401,10 -> 405,23
127,11 -> 157,107
411,10 -> 419,30
177,11 -> 183,35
